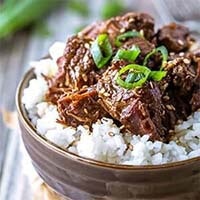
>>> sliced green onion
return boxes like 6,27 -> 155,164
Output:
68,0 -> 89,17
143,49 -> 156,66
143,45 -> 168,69
157,46 -> 168,68
114,45 -> 140,62
116,64 -> 151,89
101,0 -> 125,20
149,71 -> 167,81
91,34 -> 113,69
115,31 -> 142,47
125,72 -> 145,83
0,0 -> 60,39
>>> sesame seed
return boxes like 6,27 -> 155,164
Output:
120,125 -> 125,130
104,92 -> 110,97
171,105 -> 176,111
149,81 -> 154,89
128,18 -> 134,23
84,108 -> 88,114
82,74 -> 88,82
163,95 -> 170,101
179,52 -> 184,57
99,88 -> 105,94
166,104 -> 174,111
120,28 -> 126,33
139,30 -> 144,36
84,43 -> 90,49
163,83 -> 168,89
183,58 -> 190,64
128,144 -> 133,151
108,132 -> 115,137
178,39 -> 184,45
177,119 -> 183,124
77,32 -> 83,37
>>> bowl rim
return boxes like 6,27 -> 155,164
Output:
16,68 -> 200,170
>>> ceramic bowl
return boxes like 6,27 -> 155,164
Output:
16,68 -> 200,200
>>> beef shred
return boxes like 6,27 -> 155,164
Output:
45,12 -> 200,142
79,12 -> 154,42
46,36 -> 97,103
156,23 -> 191,52
57,87 -> 108,127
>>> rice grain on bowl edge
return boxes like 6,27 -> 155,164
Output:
21,42 -> 200,166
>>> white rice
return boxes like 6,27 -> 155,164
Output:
22,42 -> 200,165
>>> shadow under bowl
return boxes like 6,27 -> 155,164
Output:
16,68 -> 200,200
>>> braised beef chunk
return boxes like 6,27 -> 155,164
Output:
80,12 -> 154,42
156,23 -> 191,52
46,12 -> 200,142
166,56 -> 196,94
57,88 -> 108,127
97,55 -> 199,141
97,61 -> 166,141
121,82 -> 166,141
121,37 -> 155,62
191,60 -> 200,111
159,55 -> 199,128
191,90 -> 200,111
54,36 -> 97,89
46,35 -> 98,103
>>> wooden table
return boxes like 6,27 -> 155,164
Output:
0,1 -> 199,199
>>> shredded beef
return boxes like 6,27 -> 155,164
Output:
80,12 -> 154,42
191,90 -> 200,111
45,12 -> 200,142
121,36 -> 155,62
156,23 -> 191,52
97,61 -> 166,141
46,36 -> 98,103
57,87 -> 108,127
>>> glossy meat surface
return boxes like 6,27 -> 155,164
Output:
45,12 -> 200,141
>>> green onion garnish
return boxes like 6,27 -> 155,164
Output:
115,31 -> 142,47
125,72 -> 145,83
116,65 -> 168,89
143,45 -> 168,69
101,0 -> 125,20
149,71 -> 167,81
0,0 -> 60,39
116,64 -> 151,89
114,45 -> 140,62
68,0 -> 89,17
91,34 -> 113,69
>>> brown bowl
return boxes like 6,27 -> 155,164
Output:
16,68 -> 200,200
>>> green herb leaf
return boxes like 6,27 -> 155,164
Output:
114,45 -> 140,62
101,0 -> 125,20
116,64 -> 151,89
143,46 -> 168,69
125,72 -> 145,83
0,0 -> 60,39
91,34 -> 113,69
115,31 -> 142,47
156,46 -> 168,69
34,22 -> 52,38
68,0 -> 89,17
149,71 -> 167,81
0,0 -> 19,12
